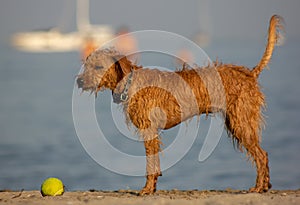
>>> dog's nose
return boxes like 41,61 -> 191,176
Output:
77,77 -> 84,88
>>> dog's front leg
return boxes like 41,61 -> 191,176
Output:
139,134 -> 162,196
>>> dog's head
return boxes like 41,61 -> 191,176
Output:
77,48 -> 132,94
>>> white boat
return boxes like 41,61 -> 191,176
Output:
12,29 -> 79,52
11,0 -> 114,52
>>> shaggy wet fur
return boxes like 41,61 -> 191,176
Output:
77,15 -> 284,195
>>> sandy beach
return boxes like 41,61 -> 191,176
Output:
1,189 -> 299,205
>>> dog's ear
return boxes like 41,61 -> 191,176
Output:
112,55 -> 132,76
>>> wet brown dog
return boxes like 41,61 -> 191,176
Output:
77,15 -> 284,195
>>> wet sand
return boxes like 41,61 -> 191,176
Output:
1,189 -> 299,205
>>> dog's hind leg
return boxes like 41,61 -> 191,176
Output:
225,103 -> 271,193
226,120 -> 271,192
247,143 -> 271,193
139,130 -> 162,196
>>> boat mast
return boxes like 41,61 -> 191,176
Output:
77,0 -> 90,32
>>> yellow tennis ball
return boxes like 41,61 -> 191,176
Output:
41,177 -> 64,196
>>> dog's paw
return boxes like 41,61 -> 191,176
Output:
250,181 -> 272,193
138,187 -> 156,196
249,187 -> 263,193
249,185 -> 269,193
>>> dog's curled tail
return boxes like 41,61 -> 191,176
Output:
252,15 -> 285,78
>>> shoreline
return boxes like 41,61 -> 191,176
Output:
1,189 -> 299,205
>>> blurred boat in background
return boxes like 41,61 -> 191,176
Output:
11,0 -> 114,52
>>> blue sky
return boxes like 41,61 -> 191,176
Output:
0,0 -> 299,45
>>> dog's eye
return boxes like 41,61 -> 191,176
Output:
95,65 -> 104,70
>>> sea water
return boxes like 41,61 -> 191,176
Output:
0,39 -> 299,191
